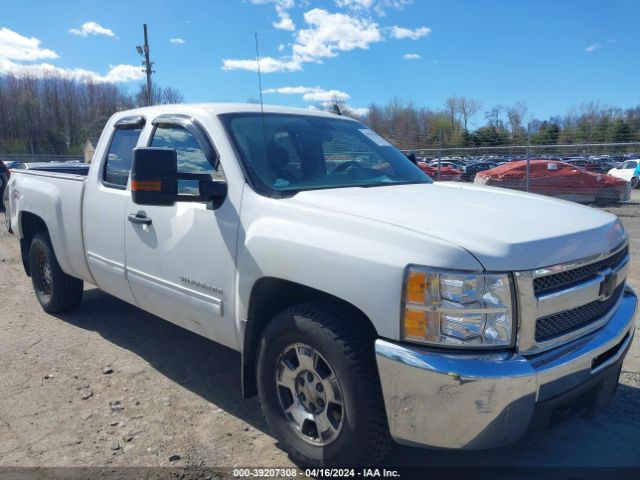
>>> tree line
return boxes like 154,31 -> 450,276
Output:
334,97 -> 640,151
0,73 -> 183,155
1,71 -> 639,155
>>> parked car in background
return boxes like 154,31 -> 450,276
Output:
0,159 -> 10,210
475,160 -> 630,204
608,159 -> 640,188
590,156 -> 622,170
564,158 -> 610,174
429,159 -> 467,170
417,161 -> 462,181
5,160 -> 23,169
460,161 -> 499,182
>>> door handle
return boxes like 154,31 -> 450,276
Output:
128,212 -> 152,226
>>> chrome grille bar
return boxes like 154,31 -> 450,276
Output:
515,241 -> 629,354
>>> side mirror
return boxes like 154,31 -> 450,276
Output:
132,147 -> 228,207
132,147 -> 178,206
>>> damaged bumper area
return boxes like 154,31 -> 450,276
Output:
374,286 -> 636,449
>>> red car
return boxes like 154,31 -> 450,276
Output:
417,161 -> 462,181
474,160 -> 630,204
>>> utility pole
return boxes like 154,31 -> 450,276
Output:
136,24 -> 154,106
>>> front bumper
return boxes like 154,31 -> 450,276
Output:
375,285 -> 637,449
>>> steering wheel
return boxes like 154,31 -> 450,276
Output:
331,161 -> 362,174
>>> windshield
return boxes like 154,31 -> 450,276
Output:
220,113 -> 431,197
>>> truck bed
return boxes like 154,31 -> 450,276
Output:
8,170 -> 93,282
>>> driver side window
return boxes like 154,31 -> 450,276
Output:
150,124 -> 222,195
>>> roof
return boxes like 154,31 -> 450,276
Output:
109,102 -> 355,122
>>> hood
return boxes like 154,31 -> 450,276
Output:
288,182 -> 626,271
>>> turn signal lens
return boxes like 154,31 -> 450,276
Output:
131,179 -> 162,192
403,309 -> 426,338
406,271 -> 426,303
403,309 -> 439,342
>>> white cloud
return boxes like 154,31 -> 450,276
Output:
0,27 -> 141,83
403,53 -> 421,60
227,4 -> 429,74
293,9 -> 383,60
390,25 -> 431,40
274,6 -> 296,30
0,58 -> 145,83
170,37 -> 186,44
69,21 -> 115,38
336,0 -> 412,16
250,0 -> 296,30
350,106 -> 370,116
336,0 -> 374,8
223,56 -> 301,73
0,27 -> 58,61
223,8 -> 382,73
585,43 -> 602,53
263,85 -> 351,102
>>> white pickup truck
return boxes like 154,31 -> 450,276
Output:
4,104 -> 636,466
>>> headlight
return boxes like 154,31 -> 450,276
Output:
402,266 -> 515,348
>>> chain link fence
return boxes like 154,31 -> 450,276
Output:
3,142 -> 640,210
401,142 -> 640,209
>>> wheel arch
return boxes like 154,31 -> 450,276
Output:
241,277 -> 378,398
18,211 -> 49,276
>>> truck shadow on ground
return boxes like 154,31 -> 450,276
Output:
57,288 -> 640,468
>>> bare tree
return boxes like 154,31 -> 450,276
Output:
458,96 -> 482,131
136,84 -> 184,106
484,105 -> 505,130
445,96 -> 460,131
506,101 -> 528,140
0,72 -> 181,155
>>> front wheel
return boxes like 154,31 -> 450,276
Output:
257,303 -> 391,467
631,177 -> 639,189
29,232 -> 83,313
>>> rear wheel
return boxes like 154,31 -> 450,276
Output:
257,303 -> 391,467
29,232 -> 83,313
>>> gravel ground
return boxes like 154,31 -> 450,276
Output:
0,204 -> 638,476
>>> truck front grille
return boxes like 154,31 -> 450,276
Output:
533,246 -> 628,296
515,242 -> 629,354
535,283 -> 625,342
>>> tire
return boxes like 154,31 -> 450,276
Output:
631,177 -> 639,189
257,302 -> 391,467
29,232 -> 83,313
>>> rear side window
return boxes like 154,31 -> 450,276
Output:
103,127 -> 143,187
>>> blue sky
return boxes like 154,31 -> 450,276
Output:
0,0 -> 638,127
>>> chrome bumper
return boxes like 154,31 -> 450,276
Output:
375,285 -> 637,449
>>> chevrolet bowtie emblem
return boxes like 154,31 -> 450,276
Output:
599,271 -> 617,300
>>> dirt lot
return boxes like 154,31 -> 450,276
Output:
0,205 -> 639,475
